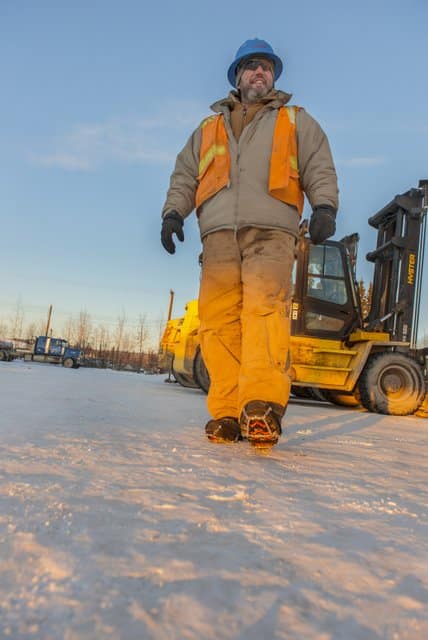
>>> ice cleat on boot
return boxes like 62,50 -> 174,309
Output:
240,401 -> 283,449
205,417 -> 242,443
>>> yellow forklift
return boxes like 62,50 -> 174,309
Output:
160,181 -> 428,417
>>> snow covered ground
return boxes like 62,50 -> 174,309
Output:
0,360 -> 427,640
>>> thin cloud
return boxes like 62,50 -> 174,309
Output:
344,156 -> 386,168
28,153 -> 92,171
28,102 -> 206,171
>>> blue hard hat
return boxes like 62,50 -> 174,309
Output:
227,38 -> 283,87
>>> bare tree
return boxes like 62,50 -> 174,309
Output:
121,330 -> 132,358
157,312 -> 165,349
35,319 -> 47,337
10,298 -> 25,338
24,321 -> 37,341
114,311 -> 127,368
136,313 -> 149,372
366,281 -> 373,316
63,314 -> 75,343
75,309 -> 92,349
96,325 -> 110,358
0,317 -> 9,339
358,280 -> 373,320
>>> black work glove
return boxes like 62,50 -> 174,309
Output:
309,205 -> 337,244
161,211 -> 184,254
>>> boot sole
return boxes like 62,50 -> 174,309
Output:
206,435 -> 242,444
246,419 -> 280,448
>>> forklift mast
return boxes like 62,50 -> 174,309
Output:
365,180 -> 427,348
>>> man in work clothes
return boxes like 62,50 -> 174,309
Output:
161,38 -> 338,447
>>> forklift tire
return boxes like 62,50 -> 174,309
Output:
415,393 -> 428,418
322,389 -> 361,408
172,370 -> 200,389
171,358 -> 200,389
63,358 -> 74,368
358,352 -> 425,416
193,347 -> 210,394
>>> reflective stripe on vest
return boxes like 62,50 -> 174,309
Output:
196,115 -> 230,210
195,106 -> 304,214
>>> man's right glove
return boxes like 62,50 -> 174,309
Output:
161,211 -> 184,254
309,205 -> 337,245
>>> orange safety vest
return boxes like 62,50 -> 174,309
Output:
195,106 -> 304,214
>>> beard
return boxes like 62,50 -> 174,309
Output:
240,81 -> 272,103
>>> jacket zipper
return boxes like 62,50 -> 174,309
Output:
242,105 -> 248,131
234,105 -> 252,237
234,147 -> 240,238
234,105 -> 251,237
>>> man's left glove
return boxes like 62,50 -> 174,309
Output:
161,211 -> 184,254
309,205 -> 337,244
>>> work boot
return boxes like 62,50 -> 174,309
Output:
205,417 -> 242,443
240,401 -> 283,447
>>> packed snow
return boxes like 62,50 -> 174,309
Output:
0,360 -> 427,639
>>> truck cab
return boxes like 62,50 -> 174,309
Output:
25,336 -> 82,368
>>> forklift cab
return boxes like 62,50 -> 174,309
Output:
291,237 -> 362,339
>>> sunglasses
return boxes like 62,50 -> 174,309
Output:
240,58 -> 273,73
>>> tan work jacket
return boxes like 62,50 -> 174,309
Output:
162,89 -> 339,240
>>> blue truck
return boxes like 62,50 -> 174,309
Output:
23,336 -> 82,368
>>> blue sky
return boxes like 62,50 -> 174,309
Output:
1,0 -> 427,345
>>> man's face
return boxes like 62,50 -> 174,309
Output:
238,57 -> 274,103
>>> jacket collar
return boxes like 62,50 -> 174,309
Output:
210,89 -> 293,114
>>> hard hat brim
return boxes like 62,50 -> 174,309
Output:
227,52 -> 283,87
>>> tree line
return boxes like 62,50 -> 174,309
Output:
0,304 -> 166,372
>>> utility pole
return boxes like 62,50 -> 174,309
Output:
167,289 -> 175,321
45,305 -> 53,336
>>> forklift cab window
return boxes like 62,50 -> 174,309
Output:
307,245 -> 347,305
